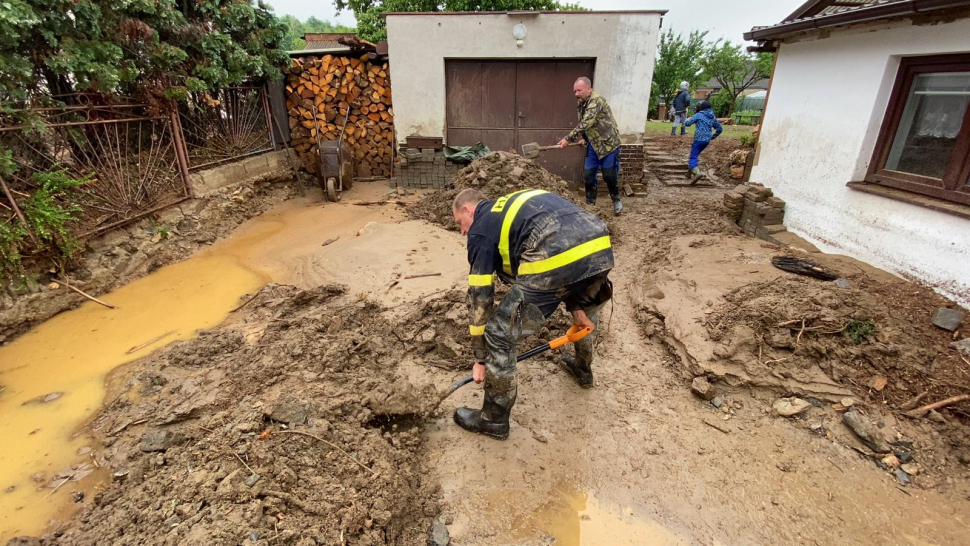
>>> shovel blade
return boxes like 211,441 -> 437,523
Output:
521,142 -> 540,159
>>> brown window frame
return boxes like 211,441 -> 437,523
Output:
866,54 -> 970,207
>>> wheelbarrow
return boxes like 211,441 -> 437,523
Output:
311,103 -> 355,202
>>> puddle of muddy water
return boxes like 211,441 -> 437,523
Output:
0,254 -> 265,540
472,485 -> 687,546
0,184 -> 466,540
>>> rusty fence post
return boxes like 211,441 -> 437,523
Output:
169,105 -> 195,198
261,84 -> 277,151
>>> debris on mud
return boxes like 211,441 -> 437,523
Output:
34,284 -> 442,545
407,151 -> 579,230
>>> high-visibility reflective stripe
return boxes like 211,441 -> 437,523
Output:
469,324 -> 486,336
517,236 -> 612,276
499,189 -> 548,275
468,274 -> 494,287
491,189 -> 529,213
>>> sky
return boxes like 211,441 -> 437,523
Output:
263,0 -> 806,43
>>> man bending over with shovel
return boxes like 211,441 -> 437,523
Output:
451,188 -> 614,440
558,77 -> 623,215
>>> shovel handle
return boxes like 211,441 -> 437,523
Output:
549,325 -> 593,349
540,143 -> 581,151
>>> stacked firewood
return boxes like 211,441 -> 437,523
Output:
286,55 -> 393,178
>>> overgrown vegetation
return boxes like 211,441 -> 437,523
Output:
333,0 -> 586,42
0,0 -> 290,104
700,42 -> 773,117
843,319 -> 877,344
0,159 -> 93,285
738,134 -> 757,147
651,29 -> 708,117
733,109 -> 762,125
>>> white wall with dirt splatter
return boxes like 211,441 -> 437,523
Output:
753,17 -> 970,307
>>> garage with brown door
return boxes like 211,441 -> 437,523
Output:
445,59 -> 594,183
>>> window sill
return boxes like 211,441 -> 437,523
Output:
847,182 -> 970,221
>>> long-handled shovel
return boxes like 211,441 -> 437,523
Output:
434,325 -> 593,408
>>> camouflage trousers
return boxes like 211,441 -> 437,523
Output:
481,271 -> 612,420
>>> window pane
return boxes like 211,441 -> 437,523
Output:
885,71 -> 970,179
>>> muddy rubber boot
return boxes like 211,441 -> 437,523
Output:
585,187 -> 596,206
612,196 -> 622,216
454,400 -> 510,440
689,167 -> 704,184
560,353 -> 594,389
681,127 -> 688,136
670,126 -> 676,136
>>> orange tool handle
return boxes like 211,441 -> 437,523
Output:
549,325 -> 593,350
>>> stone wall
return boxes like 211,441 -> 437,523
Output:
391,148 -> 461,189
190,149 -> 298,196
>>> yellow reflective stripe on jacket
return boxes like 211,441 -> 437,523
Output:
517,235 -> 612,276
468,274 -> 494,287
498,189 -> 548,275
491,189 -> 529,213
469,324 -> 486,336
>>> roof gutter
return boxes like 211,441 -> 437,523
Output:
744,0 -> 970,42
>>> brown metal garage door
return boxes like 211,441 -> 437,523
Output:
445,59 -> 594,184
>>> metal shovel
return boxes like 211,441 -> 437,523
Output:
521,141 -> 582,159
434,325 -> 593,407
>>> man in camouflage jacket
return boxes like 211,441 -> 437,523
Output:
558,77 -> 623,215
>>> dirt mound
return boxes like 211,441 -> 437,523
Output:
36,284 -> 440,545
407,151 -> 577,230
649,135 -> 744,182
707,274 -> 969,415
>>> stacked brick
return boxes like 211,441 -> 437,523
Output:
618,144 -> 644,185
723,183 -> 789,243
391,148 -> 460,189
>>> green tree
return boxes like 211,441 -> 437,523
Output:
700,41 -> 773,116
651,28 -> 708,116
281,14 -> 356,51
0,0 -> 291,104
333,1 -> 586,43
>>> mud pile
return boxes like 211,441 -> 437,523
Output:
707,274 -> 969,414
35,284 -> 440,545
407,151 -> 576,230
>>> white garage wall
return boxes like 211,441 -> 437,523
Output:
752,18 -> 970,306
385,11 -> 662,140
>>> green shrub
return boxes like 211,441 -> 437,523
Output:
738,134 -> 757,148
843,319 -> 877,344
0,167 -> 93,285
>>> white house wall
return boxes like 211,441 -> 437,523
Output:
385,12 -> 661,139
753,18 -> 970,306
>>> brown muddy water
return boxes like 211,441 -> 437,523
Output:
0,184 -> 466,541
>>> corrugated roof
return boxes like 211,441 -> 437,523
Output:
745,0 -> 970,42
303,33 -> 357,51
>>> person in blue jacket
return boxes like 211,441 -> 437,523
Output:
684,100 -> 723,183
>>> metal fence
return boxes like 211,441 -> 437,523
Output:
0,97 -> 192,238
176,86 -> 275,171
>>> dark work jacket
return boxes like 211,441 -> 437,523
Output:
673,89 -> 691,113
465,190 -> 614,359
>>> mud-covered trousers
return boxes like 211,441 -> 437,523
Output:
480,271 -> 613,420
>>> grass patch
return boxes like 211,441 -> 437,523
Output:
843,319 -> 877,344
644,121 -> 755,138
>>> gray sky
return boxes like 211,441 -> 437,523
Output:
263,0 -> 805,43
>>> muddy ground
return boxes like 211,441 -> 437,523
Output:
9,138 -> 970,545
649,135 -> 747,182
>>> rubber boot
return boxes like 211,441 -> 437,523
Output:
681,127 -> 688,136
585,186 -> 596,205
560,353 -> 594,388
670,126 -> 676,136
689,167 -> 704,184
612,196 -> 623,216
454,399 -> 510,440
